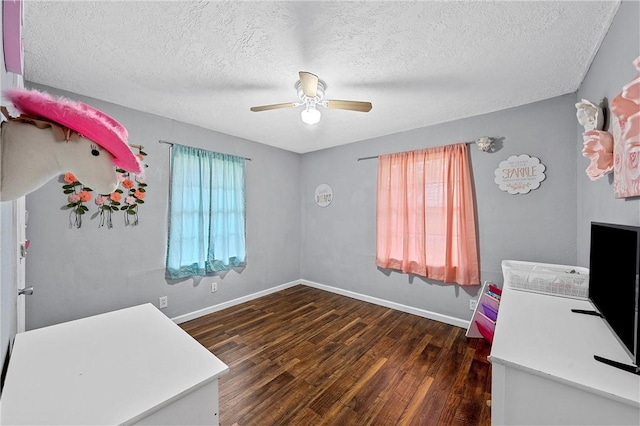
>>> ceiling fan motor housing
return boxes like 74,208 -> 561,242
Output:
296,79 -> 326,106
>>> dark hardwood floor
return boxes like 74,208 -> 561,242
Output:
180,285 -> 492,425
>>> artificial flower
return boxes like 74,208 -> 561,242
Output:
575,99 -> 604,131
625,143 -> 640,179
621,56 -> 640,101
78,190 -> 92,202
614,150 -> 622,174
611,92 -> 638,124
625,112 -> 640,148
475,137 -> 493,152
62,174 -> 92,227
60,147 -> 149,228
620,60 -> 640,150
622,78 -> 640,105
611,57 -> 640,126
64,172 -> 78,184
582,130 -> 614,181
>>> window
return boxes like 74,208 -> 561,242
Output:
376,143 -> 479,285
165,144 -> 246,279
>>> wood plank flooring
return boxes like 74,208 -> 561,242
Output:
180,285 -> 492,426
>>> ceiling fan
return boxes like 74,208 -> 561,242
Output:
250,71 -> 373,125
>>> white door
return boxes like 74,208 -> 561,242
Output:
6,64 -> 28,333
14,196 -> 27,332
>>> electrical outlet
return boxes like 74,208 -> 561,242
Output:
469,299 -> 478,311
211,282 -> 218,293
159,296 -> 168,309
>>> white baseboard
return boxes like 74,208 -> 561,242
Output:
172,278 -> 470,330
171,280 -> 301,324
300,279 -> 470,329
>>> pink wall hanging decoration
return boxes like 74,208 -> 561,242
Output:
612,56 -> 640,198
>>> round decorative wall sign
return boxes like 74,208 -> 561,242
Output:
315,184 -> 333,207
494,154 -> 546,194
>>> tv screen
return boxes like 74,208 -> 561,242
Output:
589,222 -> 640,366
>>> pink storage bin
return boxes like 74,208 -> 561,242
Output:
488,284 -> 502,296
476,320 -> 494,344
482,294 -> 500,311
474,313 -> 495,343
481,302 -> 498,322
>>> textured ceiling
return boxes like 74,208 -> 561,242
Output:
22,1 -> 620,154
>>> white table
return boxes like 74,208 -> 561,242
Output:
0,303 -> 228,425
489,285 -> 640,425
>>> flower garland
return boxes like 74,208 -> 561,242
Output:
62,148 -> 148,228
62,173 -> 93,228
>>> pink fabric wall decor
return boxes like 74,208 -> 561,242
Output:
376,143 -> 480,285
3,0 -> 23,75
612,56 -> 640,197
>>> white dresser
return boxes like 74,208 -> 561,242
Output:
0,303 -> 228,425
489,284 -> 640,425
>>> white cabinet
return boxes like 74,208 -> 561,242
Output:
0,303 -> 229,425
489,277 -> 640,425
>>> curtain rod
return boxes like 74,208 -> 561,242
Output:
357,141 -> 475,161
158,139 -> 252,161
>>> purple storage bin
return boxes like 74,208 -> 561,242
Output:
481,302 -> 498,322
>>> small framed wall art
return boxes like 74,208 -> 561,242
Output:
314,183 -> 333,207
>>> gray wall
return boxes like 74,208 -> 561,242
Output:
24,84 -> 301,330
300,94 -> 578,321
576,0 -> 640,266
17,0 -> 640,331
0,8 -> 19,379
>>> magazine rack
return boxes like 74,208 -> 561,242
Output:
466,280 -> 501,343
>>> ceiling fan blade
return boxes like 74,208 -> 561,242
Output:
250,102 -> 298,112
299,71 -> 318,98
325,100 -> 373,113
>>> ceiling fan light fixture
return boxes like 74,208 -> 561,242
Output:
301,105 -> 321,125
250,72 -> 371,125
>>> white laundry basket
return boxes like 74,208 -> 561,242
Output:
501,260 -> 589,299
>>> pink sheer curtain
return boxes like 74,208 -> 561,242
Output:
376,143 -> 480,285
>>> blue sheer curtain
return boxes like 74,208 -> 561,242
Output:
166,144 -> 246,279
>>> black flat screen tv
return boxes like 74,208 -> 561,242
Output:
588,222 -> 640,368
